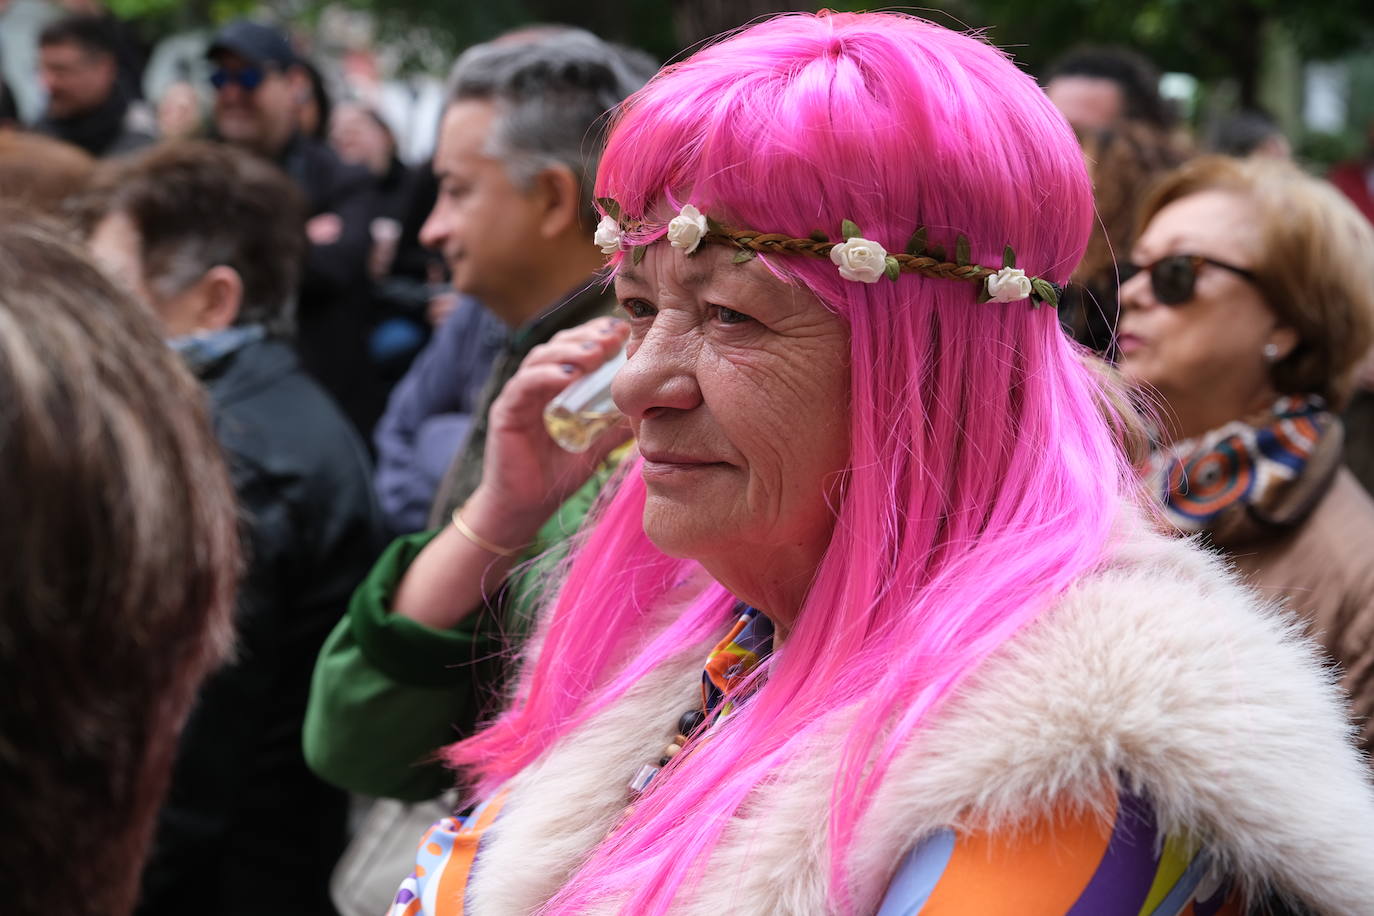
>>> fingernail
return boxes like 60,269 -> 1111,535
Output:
581,341 -> 598,351
561,363 -> 579,374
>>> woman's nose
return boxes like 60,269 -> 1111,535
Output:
612,322 -> 703,420
1118,266 -> 1151,312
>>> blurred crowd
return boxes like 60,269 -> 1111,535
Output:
3,6 -> 1374,916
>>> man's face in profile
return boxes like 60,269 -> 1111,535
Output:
39,39 -> 115,119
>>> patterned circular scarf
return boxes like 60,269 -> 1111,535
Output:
1143,394 -> 1342,546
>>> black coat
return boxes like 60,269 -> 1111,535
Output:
137,339 -> 385,916
278,134 -> 387,437
33,87 -> 153,158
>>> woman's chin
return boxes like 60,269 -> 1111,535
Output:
641,502 -> 724,562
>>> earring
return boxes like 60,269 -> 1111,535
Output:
1262,342 -> 1281,363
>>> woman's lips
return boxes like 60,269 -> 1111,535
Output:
639,449 -> 730,478
1116,332 -> 1146,355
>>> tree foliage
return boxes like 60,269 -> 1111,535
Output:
106,0 -> 1374,102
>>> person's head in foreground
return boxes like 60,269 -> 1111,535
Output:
419,27 -> 653,326
0,128 -> 95,216
402,14 -> 1374,915
82,140 -> 306,342
0,214 -> 240,916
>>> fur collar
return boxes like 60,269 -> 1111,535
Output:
467,524 -> 1374,914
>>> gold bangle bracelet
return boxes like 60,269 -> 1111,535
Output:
450,506 -> 522,558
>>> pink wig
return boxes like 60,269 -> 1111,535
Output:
446,12 -> 1135,913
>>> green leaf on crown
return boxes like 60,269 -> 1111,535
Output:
906,227 -> 927,257
1003,245 -> 1016,269
841,219 -> 862,240
733,249 -> 757,263
631,245 -> 646,266
956,234 -> 971,267
597,197 -> 622,221
1030,277 -> 1059,309
884,256 -> 901,281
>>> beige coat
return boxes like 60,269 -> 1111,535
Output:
1227,468 -> 1374,751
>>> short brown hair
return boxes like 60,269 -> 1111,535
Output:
81,140 -> 307,336
1137,155 -> 1374,407
0,128 -> 95,216
0,211 -> 241,916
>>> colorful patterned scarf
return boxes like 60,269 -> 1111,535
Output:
1143,394 -> 1342,547
701,605 -> 774,721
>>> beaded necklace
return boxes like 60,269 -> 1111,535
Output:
628,605 -> 774,797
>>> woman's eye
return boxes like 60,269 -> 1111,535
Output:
622,299 -> 656,320
714,305 -> 753,325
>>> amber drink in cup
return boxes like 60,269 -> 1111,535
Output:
543,347 -> 627,453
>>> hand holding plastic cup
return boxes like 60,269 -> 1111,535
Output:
543,346 -> 628,453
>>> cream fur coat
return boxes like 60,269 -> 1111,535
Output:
465,523 -> 1374,915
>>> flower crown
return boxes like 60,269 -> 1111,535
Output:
594,200 -> 1062,309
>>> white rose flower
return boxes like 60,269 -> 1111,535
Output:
829,237 -> 888,284
985,267 -> 1033,302
667,204 -> 710,254
594,216 -> 622,255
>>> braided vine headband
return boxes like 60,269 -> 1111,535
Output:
594,200 -> 1063,308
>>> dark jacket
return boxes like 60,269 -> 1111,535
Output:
33,86 -> 153,158
277,133 -> 385,438
137,338 -> 385,916
373,296 -> 505,535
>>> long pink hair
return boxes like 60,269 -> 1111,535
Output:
446,12 -> 1135,912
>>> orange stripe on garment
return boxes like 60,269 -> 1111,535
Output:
432,789 -> 511,916
917,796 -> 1117,916
398,900 -> 423,916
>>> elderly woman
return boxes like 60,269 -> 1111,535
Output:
1117,155 -> 1374,752
380,14 -> 1374,915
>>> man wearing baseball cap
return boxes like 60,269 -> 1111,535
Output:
205,20 -> 385,439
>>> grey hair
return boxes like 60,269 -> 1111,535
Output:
446,28 -> 657,226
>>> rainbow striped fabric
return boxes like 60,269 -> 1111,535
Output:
876,789 -> 1241,915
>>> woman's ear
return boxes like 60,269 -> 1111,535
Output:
194,265 -> 243,332
1267,324 -> 1300,362
533,164 -> 584,240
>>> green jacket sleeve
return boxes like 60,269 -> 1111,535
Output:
303,470 -> 613,801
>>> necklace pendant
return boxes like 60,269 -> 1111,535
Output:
628,763 -> 659,796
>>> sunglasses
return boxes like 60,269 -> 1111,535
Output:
1119,254 -> 1260,306
209,67 -> 266,92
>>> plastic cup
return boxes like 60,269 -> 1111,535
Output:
543,347 -> 628,453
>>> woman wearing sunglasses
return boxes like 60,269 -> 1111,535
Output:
1118,154 -> 1374,752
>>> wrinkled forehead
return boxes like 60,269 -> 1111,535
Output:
611,243 -> 833,325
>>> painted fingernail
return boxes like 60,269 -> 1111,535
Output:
581,341 -> 598,350
561,363 -> 579,374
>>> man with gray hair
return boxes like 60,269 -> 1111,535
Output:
421,27 -> 655,520
305,26 -> 653,801
368,27 -> 656,535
